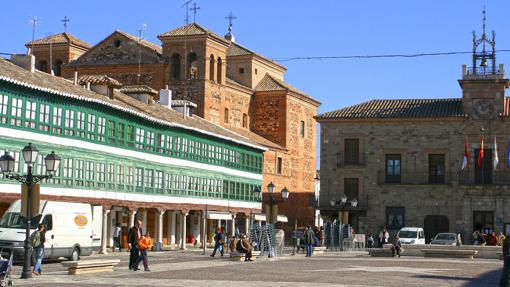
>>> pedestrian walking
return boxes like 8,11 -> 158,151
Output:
112,223 -> 122,252
131,232 -> 153,271
391,236 -> 402,258
128,219 -> 143,270
31,223 -> 46,275
305,224 -> 315,257
210,228 -> 224,257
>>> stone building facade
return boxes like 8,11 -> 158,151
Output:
317,27 -> 510,243
25,23 -> 321,230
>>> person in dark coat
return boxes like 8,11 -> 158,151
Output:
128,219 -> 143,270
391,236 -> 402,258
236,235 -> 253,261
210,228 -> 224,257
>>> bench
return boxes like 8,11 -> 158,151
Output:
230,251 -> 261,261
312,246 -> 327,255
61,259 -> 120,275
420,249 -> 478,259
368,248 -> 393,257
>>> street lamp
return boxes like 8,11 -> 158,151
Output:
253,182 -> 289,225
0,143 -> 60,279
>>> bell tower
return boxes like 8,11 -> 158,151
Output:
459,9 -> 509,120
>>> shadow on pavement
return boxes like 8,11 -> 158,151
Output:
414,268 -> 501,287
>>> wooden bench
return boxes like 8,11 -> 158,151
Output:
420,249 -> 478,259
368,248 -> 393,257
313,246 -> 327,255
61,259 -> 120,275
231,251 -> 261,261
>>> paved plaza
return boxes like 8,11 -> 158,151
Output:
6,250 -> 503,287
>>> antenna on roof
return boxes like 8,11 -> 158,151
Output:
190,2 -> 200,23
181,0 -> 192,25
28,17 -> 38,55
61,16 -> 70,33
137,23 -> 147,85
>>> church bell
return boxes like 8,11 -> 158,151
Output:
480,56 -> 488,68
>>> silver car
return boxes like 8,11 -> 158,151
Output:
430,233 -> 457,245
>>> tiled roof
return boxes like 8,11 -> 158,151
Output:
158,23 -> 227,44
78,75 -> 122,87
0,57 -> 265,151
227,42 -> 253,57
255,74 -> 320,104
115,30 -> 162,54
120,85 -> 158,95
223,126 -> 286,151
317,99 -> 466,120
171,100 -> 197,108
26,32 -> 91,49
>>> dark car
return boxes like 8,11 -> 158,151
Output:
430,233 -> 457,245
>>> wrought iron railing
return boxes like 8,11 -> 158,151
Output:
377,171 -> 452,185
465,66 -> 501,76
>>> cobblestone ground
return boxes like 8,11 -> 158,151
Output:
6,249 -> 503,287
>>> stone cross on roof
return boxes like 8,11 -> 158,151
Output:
190,2 -> 200,23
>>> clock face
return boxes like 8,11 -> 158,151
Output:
473,99 -> 495,119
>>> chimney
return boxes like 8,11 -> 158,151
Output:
120,85 -> 158,104
10,54 -> 35,73
159,89 -> 172,108
73,71 -> 78,85
78,75 -> 121,99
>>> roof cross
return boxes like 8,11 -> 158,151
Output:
225,12 -> 237,28
61,16 -> 70,32
190,2 -> 200,23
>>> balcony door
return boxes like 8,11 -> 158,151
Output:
474,149 -> 492,184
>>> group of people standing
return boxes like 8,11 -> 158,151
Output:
472,229 -> 505,246
302,225 -> 325,257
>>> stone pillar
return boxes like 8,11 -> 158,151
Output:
195,213 -> 202,246
141,209 -> 148,231
342,211 -> 349,225
100,208 -> 110,254
157,210 -> 164,247
217,219 -> 221,230
129,210 -> 137,228
169,211 -> 176,245
230,214 -> 236,237
181,212 -> 188,250
201,212 -> 207,248
107,210 -> 113,248
244,216 -> 250,235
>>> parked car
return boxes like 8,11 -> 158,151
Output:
397,227 -> 426,244
430,233 -> 457,245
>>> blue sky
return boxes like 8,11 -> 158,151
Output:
2,1 -> 509,112
1,1 -> 509,168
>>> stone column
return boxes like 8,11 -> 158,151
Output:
244,216 -> 250,235
141,209 -> 148,232
195,213 -> 202,246
201,212 -> 207,249
230,214 -> 236,237
100,208 -> 110,254
129,210 -> 137,228
157,210 -> 164,248
107,210 -> 113,248
217,219 -> 221,230
181,212 -> 188,250
170,211 -> 176,245
342,211 -> 349,225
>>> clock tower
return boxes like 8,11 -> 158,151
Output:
459,11 -> 509,120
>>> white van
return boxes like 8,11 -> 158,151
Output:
0,200 -> 103,262
397,227 -> 425,245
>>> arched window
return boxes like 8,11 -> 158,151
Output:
187,52 -> 198,80
37,60 -> 48,73
217,57 -> 222,83
209,54 -> 215,81
171,53 -> 181,80
224,108 -> 229,124
53,59 -> 63,76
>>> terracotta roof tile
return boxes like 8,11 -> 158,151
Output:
158,23 -> 227,44
78,74 -> 122,87
120,85 -> 158,95
0,57 -> 264,150
171,100 -> 197,108
227,42 -> 286,71
222,126 -> 286,151
115,30 -> 162,54
26,32 -> 91,49
317,99 -> 466,120
255,73 -> 319,104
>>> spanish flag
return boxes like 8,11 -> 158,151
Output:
477,135 -> 484,167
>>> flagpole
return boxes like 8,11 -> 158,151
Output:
481,127 -> 484,186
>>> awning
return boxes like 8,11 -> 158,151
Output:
252,214 -> 288,223
206,212 -> 232,220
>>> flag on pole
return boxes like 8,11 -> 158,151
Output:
494,136 -> 499,169
477,135 -> 484,167
461,137 -> 468,171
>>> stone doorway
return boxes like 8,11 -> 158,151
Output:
424,215 -> 449,243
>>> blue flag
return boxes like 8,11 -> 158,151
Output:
507,142 -> 510,167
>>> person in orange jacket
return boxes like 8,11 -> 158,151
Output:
130,232 -> 153,272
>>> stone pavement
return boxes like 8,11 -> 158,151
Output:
7,250 -> 503,287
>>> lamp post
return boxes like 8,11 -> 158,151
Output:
253,182 -> 289,225
0,143 -> 60,279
